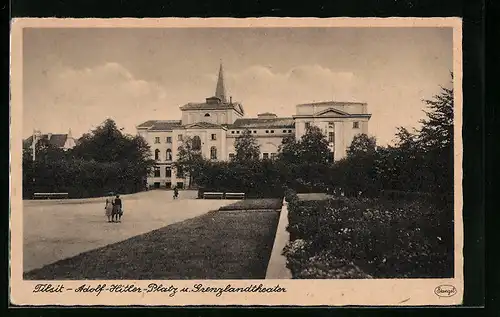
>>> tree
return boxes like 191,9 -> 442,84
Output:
347,133 -> 377,158
72,119 -> 127,162
417,76 -> 454,197
296,125 -> 331,164
174,136 -> 206,189
331,134 -> 380,197
277,135 -> 300,165
276,126 -> 331,192
70,119 -> 155,194
419,83 -> 454,151
234,129 -> 261,162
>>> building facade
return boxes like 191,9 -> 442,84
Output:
137,64 -> 371,189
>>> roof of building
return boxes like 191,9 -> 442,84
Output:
258,112 -> 277,116
137,120 -> 182,131
179,101 -> 245,115
23,134 -> 70,148
136,120 -> 159,128
230,117 -> 295,129
296,100 -> 367,106
183,122 -> 226,130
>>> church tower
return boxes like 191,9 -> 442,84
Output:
215,62 -> 227,103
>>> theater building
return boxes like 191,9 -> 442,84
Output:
137,63 -> 371,189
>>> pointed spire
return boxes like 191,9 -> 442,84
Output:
215,61 -> 227,103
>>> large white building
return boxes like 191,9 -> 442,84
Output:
137,64 -> 371,189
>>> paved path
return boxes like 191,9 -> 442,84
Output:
23,190 -> 238,272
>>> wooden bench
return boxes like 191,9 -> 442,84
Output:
225,192 -> 245,199
203,192 -> 224,199
33,192 -> 69,200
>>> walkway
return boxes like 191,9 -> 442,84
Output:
23,190 -> 237,272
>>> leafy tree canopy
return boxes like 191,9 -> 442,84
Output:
174,135 -> 206,188
234,129 -> 261,162
347,134 -> 377,158
418,82 -> 454,151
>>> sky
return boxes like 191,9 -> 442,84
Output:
22,26 -> 453,145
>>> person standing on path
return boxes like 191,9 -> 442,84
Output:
112,195 -> 123,222
104,194 -> 114,222
173,186 -> 179,200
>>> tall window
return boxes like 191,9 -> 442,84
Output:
271,153 -> 277,160
176,166 -> 184,177
211,134 -> 217,140
153,167 -> 160,177
154,149 -> 160,160
154,137 -> 160,144
165,167 -> 172,177
210,146 -> 217,160
353,122 -> 360,129
166,149 -> 172,161
328,132 -> 335,143
328,151 -> 335,163
192,136 -> 201,151
178,134 -> 183,141
263,153 -> 269,160
166,136 -> 172,143
305,122 -> 311,130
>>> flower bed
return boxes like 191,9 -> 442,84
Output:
282,189 -> 454,279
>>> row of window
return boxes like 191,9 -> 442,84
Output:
155,149 -> 173,161
152,166 -> 182,178
153,150 -> 335,177
154,134 -> 217,144
230,129 -> 293,135
154,147 -> 218,161
305,121 -> 360,129
227,153 -> 277,160
151,122 -> 359,144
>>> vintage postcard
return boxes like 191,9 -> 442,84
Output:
10,17 -> 463,306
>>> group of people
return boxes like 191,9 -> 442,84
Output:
104,187 -> 179,222
105,194 -> 123,223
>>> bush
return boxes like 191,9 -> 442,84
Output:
196,160 -> 286,199
282,240 -> 372,279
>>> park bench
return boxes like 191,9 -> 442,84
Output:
203,192 -> 224,199
224,192 -> 245,199
33,192 -> 69,200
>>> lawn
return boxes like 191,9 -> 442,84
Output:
24,210 -> 280,280
218,198 -> 283,211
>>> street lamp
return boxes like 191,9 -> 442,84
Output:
31,129 -> 40,196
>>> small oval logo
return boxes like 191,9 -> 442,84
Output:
434,285 -> 457,297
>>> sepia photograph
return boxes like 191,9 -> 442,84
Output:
10,18 -> 463,306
